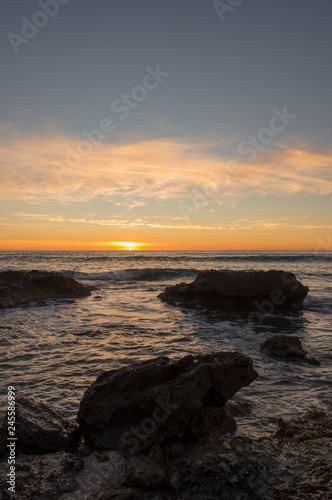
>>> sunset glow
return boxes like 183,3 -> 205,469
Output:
0,1 -> 331,251
109,242 -> 148,251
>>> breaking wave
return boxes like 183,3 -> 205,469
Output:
67,268 -> 199,282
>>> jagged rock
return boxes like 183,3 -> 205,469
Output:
0,452 -> 83,499
1,409 -> 331,500
59,451 -> 127,500
124,455 -> 167,490
271,408 -> 332,442
189,406 -> 236,437
260,334 -> 306,360
167,409 -> 332,500
78,352 -> 258,456
158,270 -> 308,311
148,444 -> 167,468
0,270 -> 93,309
273,462 -> 332,499
0,396 -> 78,456
225,399 -> 253,417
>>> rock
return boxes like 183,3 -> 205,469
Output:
170,442 -> 184,458
93,451 -> 109,462
77,352 -> 258,456
0,452 -> 82,499
271,408 -> 332,442
100,488 -> 138,500
124,455 -> 167,490
305,355 -> 321,366
225,399 -> 253,417
0,270 -> 93,309
189,407 -> 236,437
168,409 -> 332,500
0,396 -> 78,456
148,444 -> 167,468
260,334 -> 306,360
158,269 -> 308,311
1,409 -> 331,500
273,462 -> 332,499
59,451 -> 127,500
77,444 -> 94,456
175,458 -> 191,473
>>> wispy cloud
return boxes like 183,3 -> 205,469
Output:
11,213 -> 332,232
1,125 -> 332,206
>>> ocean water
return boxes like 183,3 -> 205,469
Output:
0,250 -> 331,436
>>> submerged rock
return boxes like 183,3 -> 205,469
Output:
260,334 -> 306,359
260,334 -> 321,365
0,396 -> 78,456
78,352 -> 258,456
158,269 -> 308,311
0,270 -> 93,309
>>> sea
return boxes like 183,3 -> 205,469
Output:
0,250 -> 331,436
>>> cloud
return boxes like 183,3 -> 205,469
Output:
11,213 -> 332,232
0,125 -> 332,206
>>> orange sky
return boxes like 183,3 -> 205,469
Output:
0,133 -> 331,251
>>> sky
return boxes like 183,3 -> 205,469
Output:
0,0 -> 331,250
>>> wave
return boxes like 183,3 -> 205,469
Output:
68,268 -> 199,282
77,254 -> 331,263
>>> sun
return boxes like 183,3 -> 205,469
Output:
109,241 -> 146,251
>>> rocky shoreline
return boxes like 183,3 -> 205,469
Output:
1,269 -> 329,498
0,350 -> 330,499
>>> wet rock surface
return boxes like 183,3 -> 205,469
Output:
0,452 -> 83,500
0,270 -> 93,309
260,334 -> 306,359
0,396 -> 78,456
78,352 -> 258,456
1,409 -> 330,499
158,269 -> 308,311
260,334 -> 321,365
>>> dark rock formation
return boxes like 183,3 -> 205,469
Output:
78,352 -> 258,456
0,270 -> 93,309
0,452 -> 83,499
272,408 -> 332,442
124,455 -> 167,490
260,334 -> 321,365
158,269 -> 308,311
0,405 -> 330,499
154,408 -> 332,500
188,406 -> 237,437
260,334 -> 306,359
0,396 -> 78,456
272,409 -> 332,499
